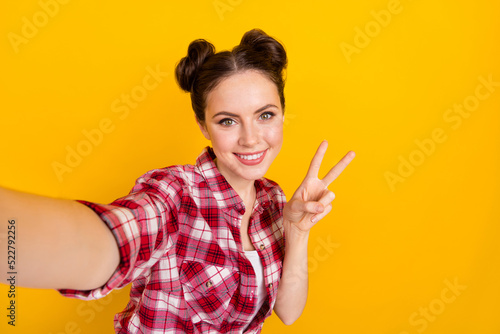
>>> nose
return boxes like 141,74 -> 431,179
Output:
239,122 -> 259,147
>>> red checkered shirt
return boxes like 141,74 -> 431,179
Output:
58,147 -> 286,333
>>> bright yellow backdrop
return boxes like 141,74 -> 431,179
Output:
1,0 -> 499,333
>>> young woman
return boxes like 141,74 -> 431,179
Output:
0,29 -> 355,333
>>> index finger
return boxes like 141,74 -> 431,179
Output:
322,150 -> 356,187
305,140 -> 329,179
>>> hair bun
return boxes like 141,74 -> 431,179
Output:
239,28 -> 287,71
175,39 -> 216,93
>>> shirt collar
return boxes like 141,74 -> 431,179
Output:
195,146 -> 274,214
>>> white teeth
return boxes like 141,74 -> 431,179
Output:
236,152 -> 264,160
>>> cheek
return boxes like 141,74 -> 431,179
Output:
211,130 -> 237,152
266,124 -> 284,145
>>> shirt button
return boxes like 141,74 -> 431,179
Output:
206,280 -> 213,288
259,244 -> 265,250
268,283 -> 273,289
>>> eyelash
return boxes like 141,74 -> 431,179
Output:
260,111 -> 275,120
217,112 -> 275,126
219,118 -> 235,126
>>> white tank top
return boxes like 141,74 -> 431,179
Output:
243,250 -> 267,329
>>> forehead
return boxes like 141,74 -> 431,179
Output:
205,70 -> 281,116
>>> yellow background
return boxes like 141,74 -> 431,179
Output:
1,0 -> 499,333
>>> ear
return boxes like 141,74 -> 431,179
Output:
196,118 -> 211,140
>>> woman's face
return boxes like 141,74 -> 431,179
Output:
198,70 -> 284,187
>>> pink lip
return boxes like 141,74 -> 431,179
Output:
233,150 -> 267,166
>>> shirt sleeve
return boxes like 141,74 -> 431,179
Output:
57,170 -> 181,300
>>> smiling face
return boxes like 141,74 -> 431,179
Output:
198,70 -> 284,188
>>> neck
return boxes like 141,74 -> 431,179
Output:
227,176 -> 256,203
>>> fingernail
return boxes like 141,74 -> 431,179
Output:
311,216 -> 318,224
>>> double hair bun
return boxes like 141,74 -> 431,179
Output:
175,28 -> 287,93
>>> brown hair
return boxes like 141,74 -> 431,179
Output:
175,28 -> 288,122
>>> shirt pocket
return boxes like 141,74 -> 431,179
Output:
179,260 -> 240,326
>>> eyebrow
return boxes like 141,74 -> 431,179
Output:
212,104 -> 279,119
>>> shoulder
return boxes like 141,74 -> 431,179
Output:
129,163 -> 204,202
136,163 -> 200,184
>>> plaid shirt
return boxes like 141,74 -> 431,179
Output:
58,147 -> 286,333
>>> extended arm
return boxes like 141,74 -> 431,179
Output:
0,186 -> 119,290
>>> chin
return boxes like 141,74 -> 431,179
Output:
237,160 -> 274,180
240,170 -> 267,181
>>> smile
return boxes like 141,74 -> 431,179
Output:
235,151 -> 265,160
234,150 -> 267,165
